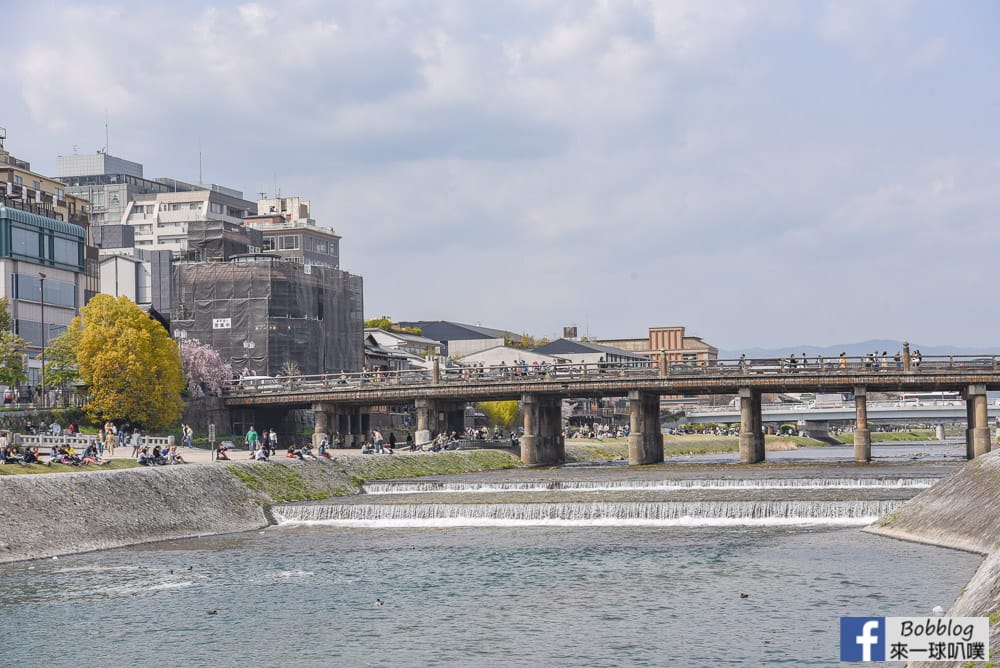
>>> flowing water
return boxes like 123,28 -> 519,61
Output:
0,451 -> 982,667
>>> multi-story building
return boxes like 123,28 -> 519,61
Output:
2,130 -> 98,306
171,256 -> 364,376
595,326 -> 719,365
246,196 -> 340,268
170,194 -> 363,376
57,150 -> 256,258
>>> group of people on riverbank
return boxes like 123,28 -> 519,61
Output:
137,445 -> 187,466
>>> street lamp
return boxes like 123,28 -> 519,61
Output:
38,272 -> 46,407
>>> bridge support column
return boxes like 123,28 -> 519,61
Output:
415,398 -> 438,447
964,384 -> 990,459
312,403 -> 330,447
521,394 -> 564,467
738,388 -> 764,464
935,424 -> 945,441
628,391 -> 664,465
853,386 -> 871,463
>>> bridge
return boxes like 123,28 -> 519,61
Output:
224,352 -> 1000,467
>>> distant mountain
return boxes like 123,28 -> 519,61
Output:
719,340 -> 999,360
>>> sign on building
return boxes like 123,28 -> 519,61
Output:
212,318 -> 232,330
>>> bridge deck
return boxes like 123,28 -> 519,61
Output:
225,357 -> 1000,408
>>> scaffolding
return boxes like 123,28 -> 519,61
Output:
171,255 -> 363,376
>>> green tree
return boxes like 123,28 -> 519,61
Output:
41,326 -> 82,388
364,316 -> 394,330
477,400 -> 521,428
0,296 -> 12,332
0,297 -> 26,388
363,316 -> 422,335
73,294 -> 184,430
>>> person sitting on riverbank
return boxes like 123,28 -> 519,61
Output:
138,447 -> 154,466
300,444 -> 318,461
285,445 -> 302,460
21,447 -> 42,465
80,444 -> 106,466
254,445 -> 269,462
318,437 -> 331,459
361,441 -> 374,454
168,446 -> 187,464
215,444 -> 230,460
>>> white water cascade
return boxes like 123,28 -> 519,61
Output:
273,499 -> 902,528
361,478 -> 938,496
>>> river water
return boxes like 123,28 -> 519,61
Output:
0,442 -> 983,667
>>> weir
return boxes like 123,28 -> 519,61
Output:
361,477 -> 940,495
273,499 -> 904,526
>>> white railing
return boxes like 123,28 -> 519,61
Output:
14,433 -> 172,449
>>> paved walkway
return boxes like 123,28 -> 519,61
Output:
101,445 -> 403,465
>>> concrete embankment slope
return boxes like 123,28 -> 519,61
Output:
866,450 -> 1000,667
0,451 -> 520,564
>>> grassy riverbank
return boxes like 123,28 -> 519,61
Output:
225,450 -> 522,503
831,430 -> 934,444
565,434 -> 825,462
0,459 -> 140,475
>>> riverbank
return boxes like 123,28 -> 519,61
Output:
866,449 -> 1000,666
0,450 -> 520,564
565,434 -> 822,462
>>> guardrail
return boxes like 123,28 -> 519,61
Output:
13,433 -> 173,449
222,355 -> 1000,396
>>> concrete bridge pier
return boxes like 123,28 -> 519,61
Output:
312,402 -> 330,447
738,388 -> 764,464
964,384 -> 991,459
628,391 -> 664,465
521,394 -> 564,467
343,409 -> 367,447
853,386 -> 871,463
414,398 -> 439,447
935,424 -> 946,441
802,420 -> 836,444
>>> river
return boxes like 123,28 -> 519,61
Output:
0,442 -> 982,667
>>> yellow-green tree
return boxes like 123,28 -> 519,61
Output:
477,400 -> 521,428
42,325 -> 81,388
0,297 -> 26,389
73,294 -> 184,430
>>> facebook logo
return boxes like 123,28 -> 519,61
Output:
841,617 -> 886,661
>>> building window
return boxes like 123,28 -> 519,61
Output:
15,320 -> 66,349
14,274 -> 77,308
263,237 -> 275,251
210,202 -> 224,214
32,180 -> 41,190
11,227 -> 40,258
13,175 -> 22,186
280,235 -> 299,250
55,187 -> 65,200
52,237 -> 80,266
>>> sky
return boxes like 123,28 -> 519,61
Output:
5,0 -> 999,350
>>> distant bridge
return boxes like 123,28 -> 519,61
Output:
686,400 -> 1000,424
223,353 -> 1000,467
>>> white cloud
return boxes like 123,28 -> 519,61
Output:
4,0 -> 997,347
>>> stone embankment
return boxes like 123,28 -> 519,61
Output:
866,450 -> 1000,667
0,451 -> 519,564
